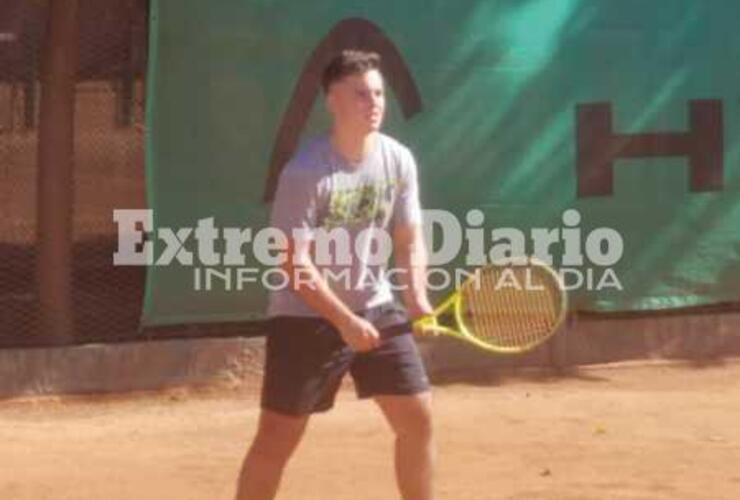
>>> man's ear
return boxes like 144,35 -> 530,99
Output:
324,90 -> 336,115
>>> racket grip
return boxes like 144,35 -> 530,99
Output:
380,315 -> 436,339
379,321 -> 414,339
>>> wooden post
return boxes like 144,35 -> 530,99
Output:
36,0 -> 79,344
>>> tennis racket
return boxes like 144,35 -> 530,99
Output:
386,257 -> 567,354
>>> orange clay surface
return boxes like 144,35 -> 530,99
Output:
1,360 -> 739,500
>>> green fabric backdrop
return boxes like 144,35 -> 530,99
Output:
143,0 -> 740,326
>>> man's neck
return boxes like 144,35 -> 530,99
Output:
331,128 -> 377,164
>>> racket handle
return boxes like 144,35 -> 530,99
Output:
379,321 -> 414,339
379,315 -> 436,339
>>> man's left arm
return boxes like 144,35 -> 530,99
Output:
391,146 -> 433,320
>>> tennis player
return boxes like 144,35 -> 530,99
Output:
235,50 -> 435,500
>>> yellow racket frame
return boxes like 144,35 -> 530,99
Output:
412,258 -> 568,354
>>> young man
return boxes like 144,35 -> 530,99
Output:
235,50 -> 435,500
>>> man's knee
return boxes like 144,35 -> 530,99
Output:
399,406 -> 433,443
377,393 -> 434,442
249,410 -> 308,462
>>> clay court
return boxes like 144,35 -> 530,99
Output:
2,4 -> 740,500
2,360 -> 739,500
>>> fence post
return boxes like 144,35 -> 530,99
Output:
36,0 -> 79,344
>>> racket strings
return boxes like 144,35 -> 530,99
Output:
461,265 -> 562,349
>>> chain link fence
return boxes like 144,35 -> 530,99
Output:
1,1 -> 45,347
1,0 -> 148,348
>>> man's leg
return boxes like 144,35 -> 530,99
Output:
235,409 -> 309,500
238,317 -> 351,499
374,392 -> 435,500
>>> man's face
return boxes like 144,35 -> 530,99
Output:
327,69 -> 386,134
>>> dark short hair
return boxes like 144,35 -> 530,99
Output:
321,50 -> 382,93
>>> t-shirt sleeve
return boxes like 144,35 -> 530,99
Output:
269,163 -> 319,241
393,147 -> 423,227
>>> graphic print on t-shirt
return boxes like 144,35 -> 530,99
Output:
321,179 -> 398,230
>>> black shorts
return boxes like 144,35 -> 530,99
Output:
261,303 -> 430,416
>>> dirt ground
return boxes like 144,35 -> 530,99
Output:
1,360 -> 739,500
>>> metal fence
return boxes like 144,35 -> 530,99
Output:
0,0 -> 148,348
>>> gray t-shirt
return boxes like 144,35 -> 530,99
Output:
267,133 -> 422,317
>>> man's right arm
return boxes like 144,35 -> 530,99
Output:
271,160 -> 381,351
281,236 -> 381,352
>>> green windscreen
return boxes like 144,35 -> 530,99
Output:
143,0 -> 740,326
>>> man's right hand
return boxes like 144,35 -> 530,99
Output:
335,315 -> 381,352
